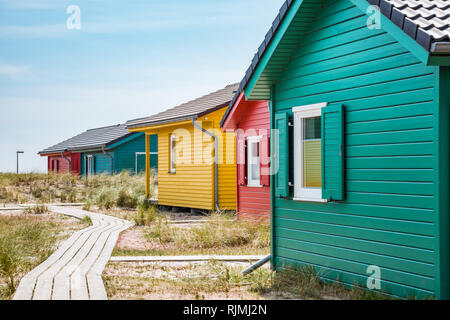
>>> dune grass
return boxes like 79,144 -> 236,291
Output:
0,171 -> 157,211
0,214 -> 89,300
81,171 -> 156,210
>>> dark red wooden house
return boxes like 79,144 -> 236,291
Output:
40,151 -> 81,175
221,92 -> 271,220
39,137 -> 82,175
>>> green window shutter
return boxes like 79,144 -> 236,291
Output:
274,112 -> 291,198
322,104 -> 345,201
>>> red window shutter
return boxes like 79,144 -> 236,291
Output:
237,139 -> 247,186
260,136 -> 270,187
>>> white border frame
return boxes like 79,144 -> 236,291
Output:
170,134 -> 176,173
86,155 -> 93,179
247,135 -> 262,188
293,102 -> 328,203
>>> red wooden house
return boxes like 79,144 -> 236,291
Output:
41,151 -> 81,175
39,137 -> 82,175
221,92 -> 270,220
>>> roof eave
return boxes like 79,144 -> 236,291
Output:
70,145 -> 107,153
104,132 -> 135,148
431,43 -> 450,55
38,149 -> 71,156
196,101 -> 230,119
245,0 -> 299,100
127,103 -> 230,131
220,92 -> 245,130
126,116 -> 197,130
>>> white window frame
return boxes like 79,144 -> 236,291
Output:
86,155 -> 93,179
170,134 -> 176,173
135,151 -> 157,174
293,102 -> 328,203
247,135 -> 262,188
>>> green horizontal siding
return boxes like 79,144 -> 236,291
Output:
116,134 -> 158,173
81,152 -> 113,175
114,134 -> 146,174
271,0 -> 439,298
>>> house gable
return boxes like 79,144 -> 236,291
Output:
242,0 -> 445,102
107,132 -> 144,150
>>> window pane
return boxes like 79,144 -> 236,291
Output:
248,140 -> 260,185
303,117 -> 322,188
303,117 -> 321,140
171,135 -> 176,171
251,142 -> 260,181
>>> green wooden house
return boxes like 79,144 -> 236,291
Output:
234,0 -> 450,299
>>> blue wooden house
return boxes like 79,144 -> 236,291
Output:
233,0 -> 450,299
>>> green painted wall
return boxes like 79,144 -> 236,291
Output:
437,66 -> 450,299
81,152 -> 114,175
115,134 -> 144,173
270,0 -> 440,298
115,134 -> 158,173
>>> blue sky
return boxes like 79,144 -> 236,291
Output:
0,0 -> 284,172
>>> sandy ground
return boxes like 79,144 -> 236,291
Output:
116,227 -> 153,251
0,210 -> 86,236
104,261 -> 270,300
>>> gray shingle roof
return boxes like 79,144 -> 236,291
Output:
369,0 -> 450,50
226,0 -> 450,120
39,124 -> 133,155
126,83 -> 239,129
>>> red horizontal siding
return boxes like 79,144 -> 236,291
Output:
70,153 -> 81,175
235,100 -> 271,220
45,153 -> 80,175
223,93 -> 271,221
238,186 -> 271,219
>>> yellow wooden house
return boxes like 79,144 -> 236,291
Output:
126,84 -> 238,211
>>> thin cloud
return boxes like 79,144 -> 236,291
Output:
0,0 -> 62,9
0,61 -> 34,81
0,24 -> 68,38
0,14 -> 246,38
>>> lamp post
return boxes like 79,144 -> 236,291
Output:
16,150 -> 24,174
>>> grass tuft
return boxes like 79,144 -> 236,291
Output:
117,189 -> 139,209
133,204 -> 160,226
80,215 -> 93,226
23,204 -> 49,215
0,216 -> 60,299
146,213 -> 270,251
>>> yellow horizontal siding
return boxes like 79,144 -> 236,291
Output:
203,108 -> 237,210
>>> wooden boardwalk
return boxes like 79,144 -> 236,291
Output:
13,206 -> 132,300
